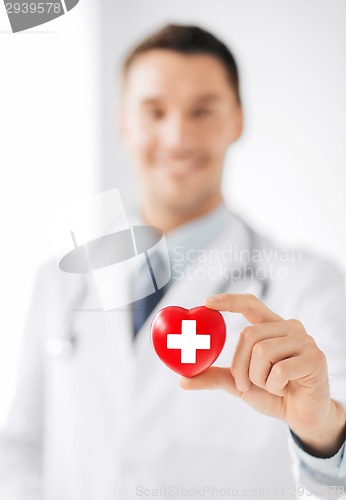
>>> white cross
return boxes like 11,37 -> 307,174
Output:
167,320 -> 211,364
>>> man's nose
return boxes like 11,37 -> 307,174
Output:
160,113 -> 194,149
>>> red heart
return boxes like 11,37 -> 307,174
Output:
150,306 -> 226,377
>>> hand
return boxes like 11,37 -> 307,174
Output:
180,294 -> 346,457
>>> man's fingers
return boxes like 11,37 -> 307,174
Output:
204,294 -> 283,324
179,367 -> 238,395
231,320 -> 307,392
265,353 -> 326,396
248,336 -> 302,391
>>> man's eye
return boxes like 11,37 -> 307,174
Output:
193,109 -> 212,118
145,109 -> 164,120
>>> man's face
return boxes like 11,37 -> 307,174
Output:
120,50 -> 243,215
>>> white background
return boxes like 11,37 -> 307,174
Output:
0,0 -> 101,423
0,0 -> 345,424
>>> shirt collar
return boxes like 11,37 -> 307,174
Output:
129,201 -> 231,281
165,201 -> 230,256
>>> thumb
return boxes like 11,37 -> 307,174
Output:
179,366 -> 239,396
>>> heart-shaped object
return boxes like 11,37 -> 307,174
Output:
151,306 -> 226,377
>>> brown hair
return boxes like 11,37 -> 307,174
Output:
122,24 -> 241,103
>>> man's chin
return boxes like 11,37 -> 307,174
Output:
154,192 -> 208,216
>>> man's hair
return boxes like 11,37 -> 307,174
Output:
122,24 -> 241,103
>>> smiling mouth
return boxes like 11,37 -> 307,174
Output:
155,157 -> 205,177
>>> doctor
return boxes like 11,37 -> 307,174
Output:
0,24 -> 346,500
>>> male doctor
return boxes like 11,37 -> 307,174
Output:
0,24 -> 345,500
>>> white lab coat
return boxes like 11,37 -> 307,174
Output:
0,212 -> 345,500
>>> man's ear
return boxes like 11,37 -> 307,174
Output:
229,104 -> 243,144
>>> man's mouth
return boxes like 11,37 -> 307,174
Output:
154,156 -> 205,178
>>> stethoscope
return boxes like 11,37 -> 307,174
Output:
45,279 -> 88,360
45,225 -> 268,360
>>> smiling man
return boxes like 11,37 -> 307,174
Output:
0,24 -> 345,500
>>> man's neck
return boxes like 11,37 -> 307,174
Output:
140,195 -> 223,234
